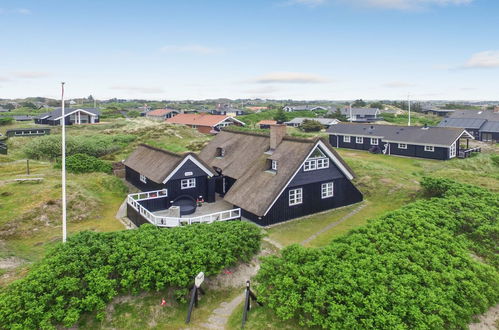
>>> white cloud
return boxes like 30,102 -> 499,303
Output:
462,50 -> 499,69
252,72 -> 329,84
160,44 -> 222,55
110,86 -> 165,94
11,72 -> 50,78
284,0 -> 327,7
383,81 -> 415,88
0,8 -> 32,15
338,0 -> 472,10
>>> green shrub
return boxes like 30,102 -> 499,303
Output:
300,119 -> 323,132
491,154 -> 499,167
23,134 -> 136,160
54,153 -> 112,174
0,117 -> 14,125
0,222 -> 261,328
256,179 -> 499,329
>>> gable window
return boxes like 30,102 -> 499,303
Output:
398,143 -> 407,149
371,138 -> 378,145
343,136 -> 351,143
424,145 -> 434,152
316,158 -> 329,169
321,182 -> 334,198
289,188 -> 303,206
181,178 -> 196,189
271,160 -> 278,171
216,147 -> 225,158
304,160 -> 316,171
139,174 -> 147,184
356,137 -> 363,144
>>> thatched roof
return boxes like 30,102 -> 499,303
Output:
199,130 -> 354,217
124,144 -> 214,183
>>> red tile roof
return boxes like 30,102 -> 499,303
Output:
147,109 -> 175,116
166,113 -> 232,127
257,120 -> 277,125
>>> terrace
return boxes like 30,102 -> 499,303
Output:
126,189 -> 241,228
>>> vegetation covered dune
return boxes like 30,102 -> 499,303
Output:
0,222 -> 261,329
256,178 -> 499,329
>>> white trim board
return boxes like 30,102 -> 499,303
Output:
263,140 -> 354,217
162,154 -> 214,184
214,116 -> 246,127
54,109 -> 98,120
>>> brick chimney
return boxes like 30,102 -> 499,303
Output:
270,124 -> 287,150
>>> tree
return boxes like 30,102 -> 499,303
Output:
352,99 -> 366,107
4,103 -> 15,110
300,119 -> 323,132
273,107 -> 287,123
20,102 -> 37,109
128,110 -> 140,118
369,102 -> 384,109
87,95 -> 94,102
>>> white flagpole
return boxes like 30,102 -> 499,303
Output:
61,82 -> 67,243
407,93 -> 411,126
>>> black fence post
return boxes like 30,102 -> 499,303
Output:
241,280 -> 263,328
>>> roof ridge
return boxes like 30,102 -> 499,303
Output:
137,143 -> 183,158
221,127 -> 316,143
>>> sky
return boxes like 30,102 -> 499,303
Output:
0,0 -> 498,101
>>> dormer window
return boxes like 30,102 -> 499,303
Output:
271,160 -> 278,171
216,147 -> 225,158
304,147 -> 329,171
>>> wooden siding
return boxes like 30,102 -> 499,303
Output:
241,177 -> 363,226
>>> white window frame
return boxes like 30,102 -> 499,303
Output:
398,143 -> 407,149
449,142 -> 456,158
343,135 -> 351,143
316,158 -> 329,169
304,160 -> 317,171
271,160 -> 278,171
321,182 -> 334,199
370,138 -> 378,145
181,178 -> 196,189
139,174 -> 147,184
289,188 -> 303,206
356,137 -> 363,144
424,145 -> 434,152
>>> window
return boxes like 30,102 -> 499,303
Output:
139,174 -> 147,184
271,160 -> 278,171
216,147 -> 225,158
289,188 -> 303,206
449,142 -> 456,158
181,178 -> 196,189
304,160 -> 316,171
398,143 -> 407,149
321,182 -> 334,198
316,158 -> 329,169
424,145 -> 434,152
371,138 -> 378,145
356,137 -> 363,144
191,125 -> 197,129
343,136 -> 351,143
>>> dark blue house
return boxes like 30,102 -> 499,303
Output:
328,123 -> 475,160
35,108 -> 100,125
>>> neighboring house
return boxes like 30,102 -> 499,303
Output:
146,108 -> 179,120
6,128 -> 50,137
35,108 -> 100,125
257,120 -> 277,129
437,110 -> 499,142
328,123 -> 475,160
421,108 -> 455,117
124,125 -> 363,227
211,104 -> 246,116
285,117 -> 340,129
339,108 -> 381,122
283,105 -> 328,112
166,113 -> 245,134
13,115 -> 34,121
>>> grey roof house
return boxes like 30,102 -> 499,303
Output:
339,108 -> 381,122
35,108 -> 100,126
438,110 -> 499,142
285,117 -> 340,128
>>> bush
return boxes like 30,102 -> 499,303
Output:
256,179 -> 499,329
0,117 -> 13,125
491,154 -> 499,167
300,119 -> 323,132
54,153 -> 112,174
23,134 -> 136,160
0,221 -> 261,328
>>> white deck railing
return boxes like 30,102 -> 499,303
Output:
126,190 -> 241,227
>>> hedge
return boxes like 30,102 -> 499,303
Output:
256,178 -> 499,329
54,153 -> 112,174
0,222 -> 261,329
